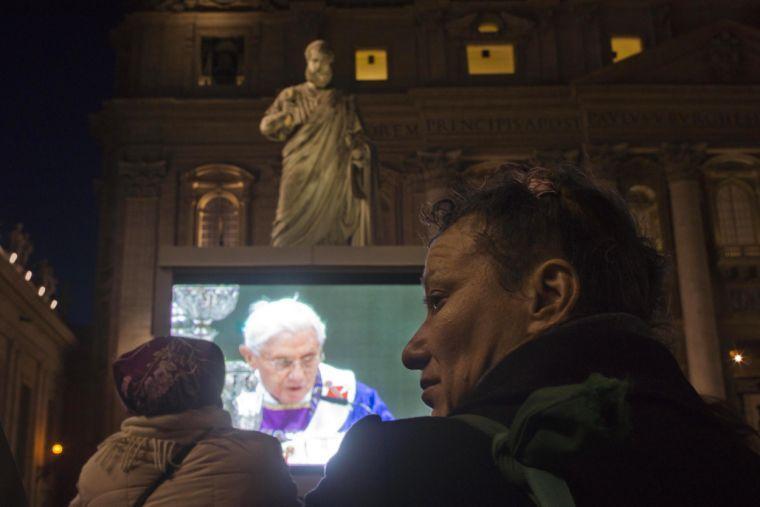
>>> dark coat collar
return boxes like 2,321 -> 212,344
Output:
452,313 -> 704,421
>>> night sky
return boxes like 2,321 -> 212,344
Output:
2,4 -> 124,325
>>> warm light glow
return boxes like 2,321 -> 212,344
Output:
51,443 -> 64,456
355,49 -> 388,81
729,350 -> 746,364
9,252 -> 18,264
611,36 -> 643,63
466,44 -> 515,75
50,300 -> 58,310
25,270 -> 32,281
477,21 -> 500,34
38,286 -> 46,297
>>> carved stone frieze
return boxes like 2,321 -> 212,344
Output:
118,160 -> 168,198
659,143 -> 708,182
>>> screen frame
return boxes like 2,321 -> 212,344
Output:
153,245 -> 426,475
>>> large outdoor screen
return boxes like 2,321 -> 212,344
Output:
170,282 -> 428,465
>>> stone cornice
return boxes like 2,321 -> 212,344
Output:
0,251 -> 76,349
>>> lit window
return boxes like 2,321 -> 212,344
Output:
466,44 -> 515,75
477,21 -> 500,34
611,36 -> 643,63
355,49 -> 388,81
717,183 -> 758,246
198,195 -> 240,247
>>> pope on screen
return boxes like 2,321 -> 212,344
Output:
231,297 -> 393,464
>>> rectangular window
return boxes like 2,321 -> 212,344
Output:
611,36 -> 643,63
466,44 -> 515,75
200,36 -> 245,87
355,49 -> 388,81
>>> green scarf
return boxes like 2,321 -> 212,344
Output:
453,373 -> 631,507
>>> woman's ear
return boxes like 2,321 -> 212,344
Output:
524,259 -> 580,338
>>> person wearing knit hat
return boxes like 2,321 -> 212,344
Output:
70,336 -> 299,507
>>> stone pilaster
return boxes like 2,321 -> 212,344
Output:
661,143 -> 725,398
116,160 -> 167,356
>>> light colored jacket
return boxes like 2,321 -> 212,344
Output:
70,405 -> 300,507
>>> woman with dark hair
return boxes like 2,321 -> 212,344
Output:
70,336 -> 299,507
306,163 -> 760,506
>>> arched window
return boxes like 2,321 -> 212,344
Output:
181,164 -> 255,247
626,185 -> 663,251
197,193 -> 240,247
716,182 -> 758,246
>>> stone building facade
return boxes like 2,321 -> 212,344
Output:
0,247 -> 76,505
92,0 -> 760,431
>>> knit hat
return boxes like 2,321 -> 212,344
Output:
113,336 -> 225,416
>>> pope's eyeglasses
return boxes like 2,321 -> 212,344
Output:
262,351 -> 324,372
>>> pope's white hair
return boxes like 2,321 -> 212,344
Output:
242,297 -> 326,353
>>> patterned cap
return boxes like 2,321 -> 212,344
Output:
113,336 -> 226,416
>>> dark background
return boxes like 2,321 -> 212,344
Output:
1,2 -> 124,326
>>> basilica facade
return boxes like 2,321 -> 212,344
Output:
91,0 -> 760,431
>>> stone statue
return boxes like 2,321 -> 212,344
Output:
37,260 -> 58,298
260,40 -> 376,246
10,223 -> 33,267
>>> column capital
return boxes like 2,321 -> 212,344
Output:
404,148 -> 463,185
582,143 -> 629,184
660,143 -> 708,182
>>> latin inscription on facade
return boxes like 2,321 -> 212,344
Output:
588,110 -> 760,130
366,114 -> 581,140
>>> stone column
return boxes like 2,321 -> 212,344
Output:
661,143 -> 725,398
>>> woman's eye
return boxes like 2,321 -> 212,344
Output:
423,294 -> 446,313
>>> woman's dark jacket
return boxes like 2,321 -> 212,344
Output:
305,313 -> 760,506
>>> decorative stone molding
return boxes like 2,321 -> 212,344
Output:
660,143 -> 708,182
118,160 -> 168,198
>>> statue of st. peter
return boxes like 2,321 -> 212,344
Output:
260,40 -> 376,246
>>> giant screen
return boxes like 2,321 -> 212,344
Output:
171,283 -> 428,465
